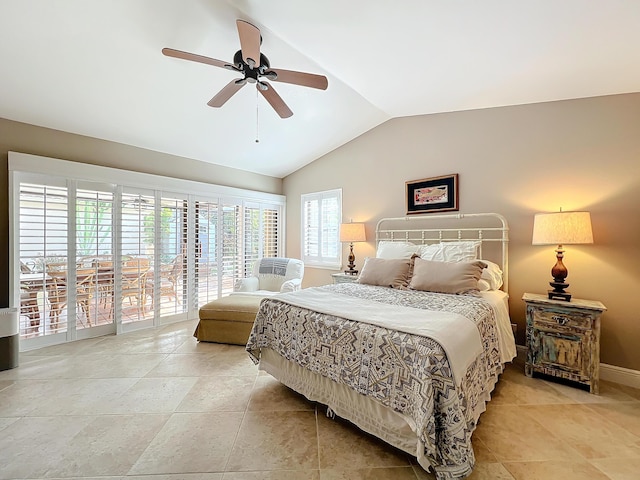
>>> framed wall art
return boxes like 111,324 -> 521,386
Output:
406,174 -> 459,214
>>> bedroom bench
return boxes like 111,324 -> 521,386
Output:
194,294 -> 264,345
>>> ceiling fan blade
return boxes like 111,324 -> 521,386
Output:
236,20 -> 261,69
162,48 -> 230,69
268,68 -> 328,90
258,83 -> 293,118
207,80 -> 246,108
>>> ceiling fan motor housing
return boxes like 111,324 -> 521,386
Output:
233,50 -> 275,81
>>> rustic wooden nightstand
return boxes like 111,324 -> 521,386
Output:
522,292 -> 606,394
331,273 -> 359,284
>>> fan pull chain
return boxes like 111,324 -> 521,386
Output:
255,88 -> 260,143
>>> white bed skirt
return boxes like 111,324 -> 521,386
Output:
260,347 -> 433,472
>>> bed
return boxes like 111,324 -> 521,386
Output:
246,213 -> 516,479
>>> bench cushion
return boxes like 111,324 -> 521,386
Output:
194,295 -> 264,345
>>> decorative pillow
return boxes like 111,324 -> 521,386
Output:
409,258 -> 486,294
416,241 -> 481,262
376,241 -> 418,259
357,257 -> 413,289
478,259 -> 503,291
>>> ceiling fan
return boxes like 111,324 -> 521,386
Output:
162,19 -> 328,119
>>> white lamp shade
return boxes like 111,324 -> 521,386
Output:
532,211 -> 593,245
339,222 -> 366,243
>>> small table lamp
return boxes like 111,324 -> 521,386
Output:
340,222 -> 366,275
532,210 -> 593,301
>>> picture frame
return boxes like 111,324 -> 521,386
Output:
406,174 -> 459,214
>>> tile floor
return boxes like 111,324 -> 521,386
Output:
1,319 -> 639,480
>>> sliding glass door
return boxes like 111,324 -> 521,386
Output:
11,154 -> 285,350
74,183 -> 116,338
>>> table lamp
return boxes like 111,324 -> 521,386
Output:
532,209 -> 593,301
340,222 -> 366,275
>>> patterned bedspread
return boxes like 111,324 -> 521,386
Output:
246,283 -> 505,479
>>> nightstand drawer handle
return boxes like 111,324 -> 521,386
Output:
552,315 -> 569,326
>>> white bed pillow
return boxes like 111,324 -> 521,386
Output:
416,241 -> 481,262
376,241 -> 418,259
477,260 -> 503,291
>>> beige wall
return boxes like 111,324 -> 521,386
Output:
0,117 -> 283,309
283,93 -> 640,371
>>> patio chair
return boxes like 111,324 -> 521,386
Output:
46,267 -> 96,329
158,254 -> 184,304
121,266 -> 151,316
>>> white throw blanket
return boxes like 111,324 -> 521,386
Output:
274,287 -> 483,385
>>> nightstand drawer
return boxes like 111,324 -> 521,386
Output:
530,306 -> 593,331
531,329 -> 589,377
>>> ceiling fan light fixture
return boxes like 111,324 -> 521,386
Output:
257,81 -> 269,91
263,71 -> 277,81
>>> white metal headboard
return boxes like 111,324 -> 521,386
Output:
375,213 -> 510,293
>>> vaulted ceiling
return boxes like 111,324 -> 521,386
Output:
1,1 -> 639,178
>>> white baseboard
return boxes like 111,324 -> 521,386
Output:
600,363 -> 640,389
514,344 -> 640,389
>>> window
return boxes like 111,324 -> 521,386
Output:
301,189 -> 342,268
10,152 -> 284,349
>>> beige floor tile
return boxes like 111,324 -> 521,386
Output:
175,337 -> 238,354
80,336 -> 154,355
44,413 -> 170,477
0,379 -> 52,415
590,457 -> 640,480
543,377 -> 638,404
586,400 -> 640,437
0,380 -> 13,394
107,376 -> 199,414
473,405 -> 582,462
0,377 -> 139,416
1,354 -> 75,379
226,410 -> 319,471
126,475 -> 223,480
526,403 -> 640,459
19,336 -> 104,356
144,352 -> 228,376
601,381 -> 640,401
125,476 -> 223,480
411,464 -> 437,479
247,375 -> 315,412
467,463 -> 515,479
177,375 -> 256,412
224,471 -> 320,480
0,416 -> 19,432
40,477 -> 123,480
317,413 -> 412,469
472,436 -> 498,463
129,412 -> 244,475
0,415 -> 95,479
42,352 -> 167,378
503,459 -> 611,479
145,351 -> 258,377
320,466 -> 419,479
491,367 -> 576,405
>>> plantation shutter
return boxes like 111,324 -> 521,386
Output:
18,182 -> 69,336
301,189 -> 341,268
